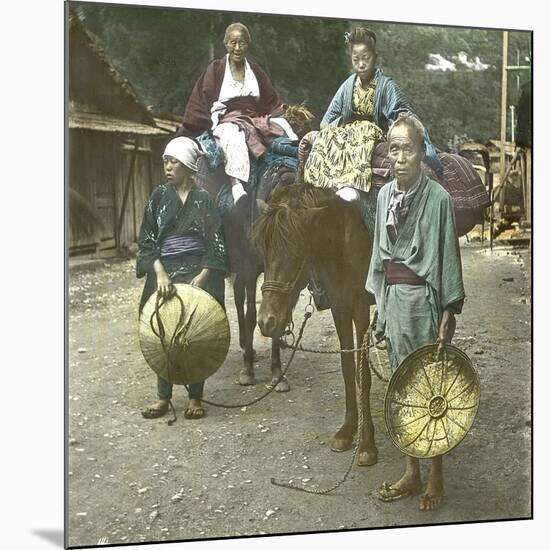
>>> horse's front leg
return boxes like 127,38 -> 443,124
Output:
234,275 -> 246,350
330,307 -> 358,452
353,292 -> 378,466
268,337 -> 290,392
238,276 -> 258,386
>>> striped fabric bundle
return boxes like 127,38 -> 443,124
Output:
436,153 -> 491,212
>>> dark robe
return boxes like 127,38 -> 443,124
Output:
137,184 -> 227,312
177,57 -> 286,138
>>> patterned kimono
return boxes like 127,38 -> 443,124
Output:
366,174 -> 465,371
137,184 -> 227,400
303,77 -> 383,193
318,68 -> 442,173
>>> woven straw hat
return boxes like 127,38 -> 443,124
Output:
384,343 -> 480,458
139,284 -> 230,385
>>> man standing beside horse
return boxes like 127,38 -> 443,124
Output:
366,113 -> 465,510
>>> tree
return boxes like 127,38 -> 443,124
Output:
73,1 -> 531,147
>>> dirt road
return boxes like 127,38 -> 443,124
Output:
67,241 -> 531,546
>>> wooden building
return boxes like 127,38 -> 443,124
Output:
68,9 -> 170,256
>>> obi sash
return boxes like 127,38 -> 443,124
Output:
384,261 -> 425,286
160,235 -> 206,258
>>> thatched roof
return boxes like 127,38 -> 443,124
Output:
69,109 -> 168,135
68,7 -> 158,129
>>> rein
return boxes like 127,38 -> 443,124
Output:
149,290 -> 313,425
279,328 -> 390,383
151,291 -> 388,497
271,325 -> 374,495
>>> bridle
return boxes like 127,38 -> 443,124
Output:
260,258 -> 307,297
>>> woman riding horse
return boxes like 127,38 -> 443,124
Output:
301,26 -> 442,228
177,22 -> 299,214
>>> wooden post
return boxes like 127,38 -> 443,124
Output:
146,150 -> 154,195
132,167 -> 137,243
499,31 -> 509,214
116,142 -> 139,250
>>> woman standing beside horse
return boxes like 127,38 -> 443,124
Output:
137,137 -> 227,421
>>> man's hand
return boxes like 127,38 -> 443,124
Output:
437,309 -> 456,358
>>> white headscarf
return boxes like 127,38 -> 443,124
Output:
163,137 -> 203,172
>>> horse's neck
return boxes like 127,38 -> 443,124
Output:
309,201 -> 369,283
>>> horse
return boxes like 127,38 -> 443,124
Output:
252,183 -> 378,467
196,104 -> 315,392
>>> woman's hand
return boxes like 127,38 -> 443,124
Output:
191,268 -> 211,289
437,309 -> 456,358
153,259 -> 174,299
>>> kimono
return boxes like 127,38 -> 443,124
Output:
137,184 -> 227,309
137,184 -> 228,400
178,56 -> 293,207
366,174 -> 465,371
320,68 -> 442,173
303,76 -> 383,194
303,76 -> 382,236
178,56 -> 285,140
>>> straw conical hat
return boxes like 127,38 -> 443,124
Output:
384,343 -> 480,458
139,284 -> 230,385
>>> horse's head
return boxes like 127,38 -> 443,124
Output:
251,184 -> 328,337
283,104 -> 315,140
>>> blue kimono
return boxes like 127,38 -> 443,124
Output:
366,174 -> 465,370
321,69 -> 442,174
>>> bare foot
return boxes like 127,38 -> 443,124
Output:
419,478 -> 444,511
141,399 -> 170,419
419,456 -> 444,510
184,398 -> 205,420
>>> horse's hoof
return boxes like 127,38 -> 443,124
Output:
357,450 -> 378,467
273,376 -> 290,393
330,436 -> 353,453
238,371 -> 255,386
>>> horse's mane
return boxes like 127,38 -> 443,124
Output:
283,104 -> 315,139
251,183 -> 335,261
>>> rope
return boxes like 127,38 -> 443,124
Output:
196,310 -> 311,409
271,327 -> 371,495
150,293 -> 313,418
279,327 -> 390,383
151,293 -> 388,494
150,291 -> 188,425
